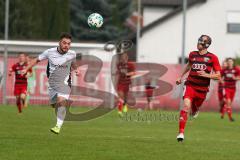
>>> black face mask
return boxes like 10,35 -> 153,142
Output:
198,36 -> 211,48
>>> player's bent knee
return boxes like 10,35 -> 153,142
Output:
226,99 -> 232,105
183,98 -> 191,112
117,91 -> 124,99
20,94 -> 26,100
182,106 -> 191,112
56,97 -> 69,107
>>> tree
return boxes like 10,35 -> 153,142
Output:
0,0 -> 70,40
70,0 -> 133,42
28,0 -> 70,40
235,56 -> 240,66
0,0 -> 133,41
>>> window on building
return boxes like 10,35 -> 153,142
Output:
227,11 -> 240,33
178,57 -> 188,64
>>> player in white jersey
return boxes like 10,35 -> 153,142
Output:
22,33 -> 79,134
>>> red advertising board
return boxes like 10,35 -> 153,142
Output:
1,57 -> 240,111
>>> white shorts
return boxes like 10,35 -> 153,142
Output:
49,87 -> 70,104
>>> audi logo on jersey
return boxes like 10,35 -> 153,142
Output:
192,63 -> 207,70
226,73 -> 233,78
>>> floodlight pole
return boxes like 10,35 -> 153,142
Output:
179,0 -> 188,110
181,0 -> 187,66
3,0 -> 9,104
136,0 -> 141,58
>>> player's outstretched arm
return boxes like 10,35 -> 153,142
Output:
71,61 -> 81,76
126,71 -> 136,77
26,71 -> 33,78
197,70 -> 221,80
197,55 -> 221,80
8,69 -> 13,76
21,58 -> 39,75
233,75 -> 240,80
176,63 -> 191,85
210,71 -> 221,80
218,76 -> 224,83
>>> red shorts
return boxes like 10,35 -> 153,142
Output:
224,88 -> 236,101
117,84 -> 130,93
14,85 -> 27,96
145,89 -> 154,97
218,89 -> 224,101
183,85 -> 207,108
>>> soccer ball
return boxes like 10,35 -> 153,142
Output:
87,13 -> 104,29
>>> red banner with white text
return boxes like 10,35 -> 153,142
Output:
1,56 -> 240,111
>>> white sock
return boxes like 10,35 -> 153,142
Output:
56,106 -> 66,128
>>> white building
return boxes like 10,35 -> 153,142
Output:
138,0 -> 240,64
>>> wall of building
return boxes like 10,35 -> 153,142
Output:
143,7 -> 172,26
138,0 -> 240,64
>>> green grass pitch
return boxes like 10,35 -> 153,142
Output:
0,105 -> 240,160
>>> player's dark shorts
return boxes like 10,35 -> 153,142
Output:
117,83 -> 130,93
14,85 -> 27,96
183,85 -> 207,108
224,88 -> 236,101
218,89 -> 224,101
145,89 -> 154,98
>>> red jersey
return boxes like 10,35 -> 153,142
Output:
117,62 -> 135,85
145,82 -> 156,90
11,62 -> 32,87
218,82 -> 224,92
185,51 -> 221,92
221,67 -> 240,89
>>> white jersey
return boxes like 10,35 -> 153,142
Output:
38,47 -> 76,97
38,47 -> 76,75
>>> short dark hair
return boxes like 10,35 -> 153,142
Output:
19,52 -> 27,56
226,57 -> 234,62
60,32 -> 72,40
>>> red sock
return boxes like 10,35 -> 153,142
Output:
226,107 -> 232,120
16,98 -> 22,113
191,104 -> 198,115
179,110 -> 188,133
221,104 -> 226,118
117,100 -> 123,112
219,103 -> 224,113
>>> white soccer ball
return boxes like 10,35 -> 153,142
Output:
87,13 -> 104,29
